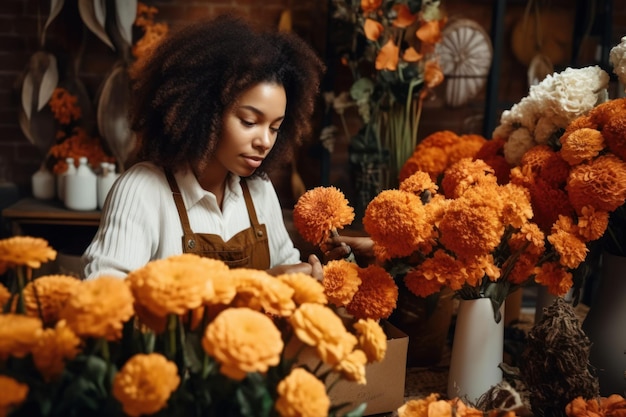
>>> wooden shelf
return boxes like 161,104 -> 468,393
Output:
2,198 -> 101,228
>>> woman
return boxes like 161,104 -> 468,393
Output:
83,15 -> 325,280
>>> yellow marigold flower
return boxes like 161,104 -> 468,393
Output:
500,183 -> 533,229
133,302 -> 167,334
397,393 -> 441,417
202,307 -> 283,380
560,128 -> 605,166
535,262 -> 573,296
290,303 -> 354,365
441,158 -> 497,199
548,230 -> 588,270
207,268 -> 238,305
32,320 -> 81,381
60,276 -> 134,341
112,353 -> 180,417
126,253 -> 215,317
0,375 -> 29,415
322,260 -> 361,306
23,274 -> 81,325
399,170 -> 438,197
576,206 -> 609,242
363,190 -> 431,260
353,318 -> 387,362
0,283 -> 10,307
275,368 -> 329,417
566,154 -> 626,213
230,269 -> 295,316
0,314 -> 42,360
347,265 -> 398,320
277,273 -> 327,305
334,348 -> 367,384
439,197 -> 504,260
293,186 -> 355,246
0,236 -> 56,274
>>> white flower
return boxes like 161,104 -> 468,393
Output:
534,116 -> 560,145
610,36 -> 626,86
503,127 -> 534,165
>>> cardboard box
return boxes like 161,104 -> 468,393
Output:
295,320 -> 409,416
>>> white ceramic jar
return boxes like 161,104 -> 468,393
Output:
31,165 -> 55,200
57,157 -> 76,201
65,156 -> 97,211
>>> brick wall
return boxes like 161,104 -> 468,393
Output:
1,0 -> 625,206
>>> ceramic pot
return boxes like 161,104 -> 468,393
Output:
447,298 -> 504,403
31,165 -> 55,200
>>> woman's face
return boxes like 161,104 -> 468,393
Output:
216,82 -> 287,177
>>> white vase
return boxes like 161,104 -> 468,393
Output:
447,298 -> 504,404
65,156 -> 97,211
57,157 -> 76,201
31,165 -> 55,200
582,252 -> 626,396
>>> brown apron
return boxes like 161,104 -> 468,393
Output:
165,171 -> 271,270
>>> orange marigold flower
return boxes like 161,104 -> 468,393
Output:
48,87 -> 81,125
441,158 -> 497,199
230,269 -> 295,316
400,146 -> 448,182
529,179 -> 575,233
0,375 -> 29,414
0,314 -> 43,360
112,353 -> 180,417
539,152 -> 571,190
334,349 -> 367,384
520,144 -> 554,177
293,186 -> 355,246
22,274 -> 81,325
31,319 -> 81,381
322,259 -> 361,306
0,283 -> 10,307
600,110 -> 626,161
127,253 -> 214,317
363,18 -> 384,41
577,206 -> 609,242
347,265 -> 398,320
548,229 -> 589,269
505,253 -> 540,285
561,115 -> 597,143
509,222 -> 545,257
375,38 -> 400,71
535,262 -> 573,296
404,266 -> 445,298
277,272 -> 327,305
567,154 -> 626,213
353,318 -> 387,363
363,190 -> 431,260
392,3 -> 417,28
560,128 -> 605,166
439,197 -> 503,260
0,236 -> 56,274
203,307 -> 283,380
403,46 -> 423,62
399,170 -> 438,197
449,134 -> 488,162
60,276 -> 134,341
500,183 -> 533,229
275,368 -> 330,417
465,254 -> 500,285
588,97 -> 626,128
398,393 -> 441,417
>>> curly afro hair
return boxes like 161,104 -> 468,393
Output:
129,14 -> 325,177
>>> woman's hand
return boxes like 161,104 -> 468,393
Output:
266,254 -> 323,280
321,235 -> 375,265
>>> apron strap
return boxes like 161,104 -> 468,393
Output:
165,170 -> 194,235
240,180 -> 265,240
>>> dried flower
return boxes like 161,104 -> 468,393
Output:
275,368 -> 330,417
293,186 -> 355,246
202,307 -> 283,380
112,353 -> 180,417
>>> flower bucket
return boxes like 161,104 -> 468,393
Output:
582,252 -> 626,396
447,298 -> 504,404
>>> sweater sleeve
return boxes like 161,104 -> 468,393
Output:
82,165 -> 166,279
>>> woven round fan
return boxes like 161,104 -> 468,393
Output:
436,18 -> 493,108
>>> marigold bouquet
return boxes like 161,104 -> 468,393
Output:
0,236 -> 388,417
